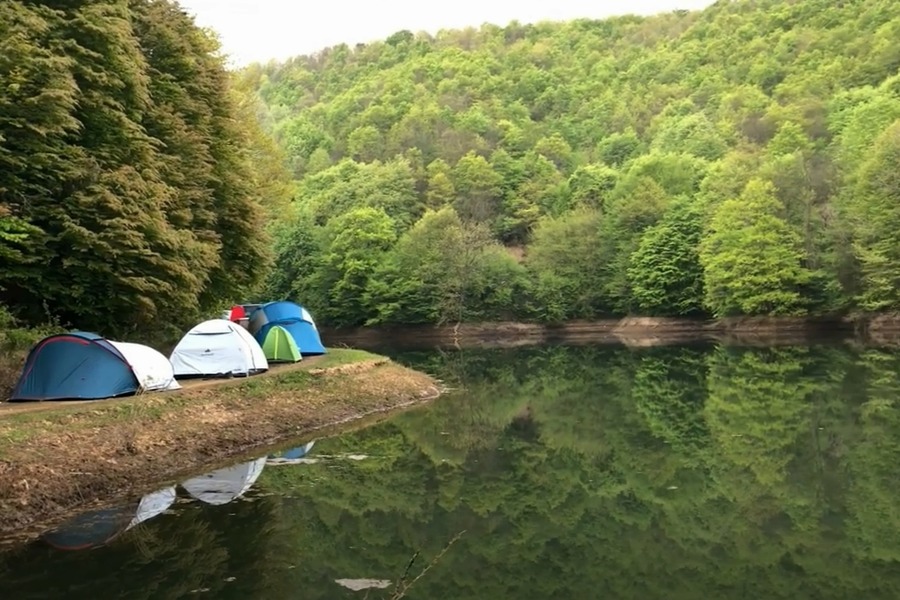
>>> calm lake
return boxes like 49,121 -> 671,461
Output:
2,341 -> 900,599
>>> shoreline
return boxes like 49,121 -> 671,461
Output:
0,349 -> 441,545
320,314 -> 899,349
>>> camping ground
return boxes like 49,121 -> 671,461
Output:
0,349 -> 441,546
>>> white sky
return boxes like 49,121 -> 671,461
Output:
176,0 -> 716,67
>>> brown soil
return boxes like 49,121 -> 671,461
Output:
850,313 -> 900,347
0,357 -> 440,545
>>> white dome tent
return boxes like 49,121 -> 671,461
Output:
180,458 -> 267,506
169,319 -> 268,378
109,341 -> 181,392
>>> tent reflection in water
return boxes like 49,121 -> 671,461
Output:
267,441 -> 316,465
248,301 -> 326,356
10,332 -> 179,402
41,487 -> 177,551
180,458 -> 267,506
278,441 -> 316,459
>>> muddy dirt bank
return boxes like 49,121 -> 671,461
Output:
849,313 -> 900,347
321,315 -> 859,349
0,352 -> 440,543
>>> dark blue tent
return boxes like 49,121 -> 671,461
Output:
42,506 -> 133,550
248,301 -> 326,356
10,332 -> 140,401
41,486 -> 177,550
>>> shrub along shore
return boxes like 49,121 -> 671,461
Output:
0,350 -> 441,545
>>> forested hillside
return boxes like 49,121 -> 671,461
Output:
245,0 -> 900,327
0,0 -> 291,337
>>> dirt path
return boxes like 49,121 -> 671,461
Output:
0,356 -> 324,418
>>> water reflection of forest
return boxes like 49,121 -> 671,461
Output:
3,344 -> 900,599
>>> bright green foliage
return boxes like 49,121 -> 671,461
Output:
568,164 -> 619,209
526,209 -> 605,320
596,130 -> 642,167
347,125 -> 383,162
651,113 -> 727,161
451,152 -> 504,223
251,0 -> 900,325
318,207 -> 398,326
831,89 -> 900,180
264,214 -> 322,306
299,158 -> 420,229
628,196 -> 705,316
613,152 -> 707,200
367,207 -> 527,325
848,121 -> 900,311
0,0 -> 288,336
700,180 -> 811,316
0,211 -> 41,287
600,178 -> 671,313
425,160 -> 456,209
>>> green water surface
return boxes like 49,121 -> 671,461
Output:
2,342 -> 900,599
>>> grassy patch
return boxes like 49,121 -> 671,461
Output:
310,348 -> 383,370
0,347 -> 388,454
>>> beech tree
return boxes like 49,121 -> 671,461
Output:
848,121 -> 900,311
0,0 -> 288,335
628,196 -> 705,316
700,180 -> 810,316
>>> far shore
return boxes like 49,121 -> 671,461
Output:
0,349 -> 440,547
320,314 -> 900,349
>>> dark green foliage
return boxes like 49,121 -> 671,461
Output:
0,0 -> 289,336
628,196 -> 705,316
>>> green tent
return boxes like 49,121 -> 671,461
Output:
261,325 -> 302,363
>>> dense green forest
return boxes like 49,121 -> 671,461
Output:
0,0 -> 291,337
2,0 -> 899,335
244,0 -> 900,327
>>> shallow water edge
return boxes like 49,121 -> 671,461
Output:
321,314 -> 900,349
0,351 -> 440,545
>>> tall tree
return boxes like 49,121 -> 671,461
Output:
628,195 -> 705,316
847,121 -> 900,311
0,0 -> 282,335
700,180 -> 810,316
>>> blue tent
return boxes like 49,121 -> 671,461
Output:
42,486 -> 177,550
248,301 -> 326,356
42,506 -> 133,550
270,441 -> 316,460
10,332 -> 140,401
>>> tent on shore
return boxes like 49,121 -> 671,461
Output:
9,332 -> 179,402
169,319 -> 268,379
249,301 -> 326,356
109,341 -> 181,393
261,324 -> 302,363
